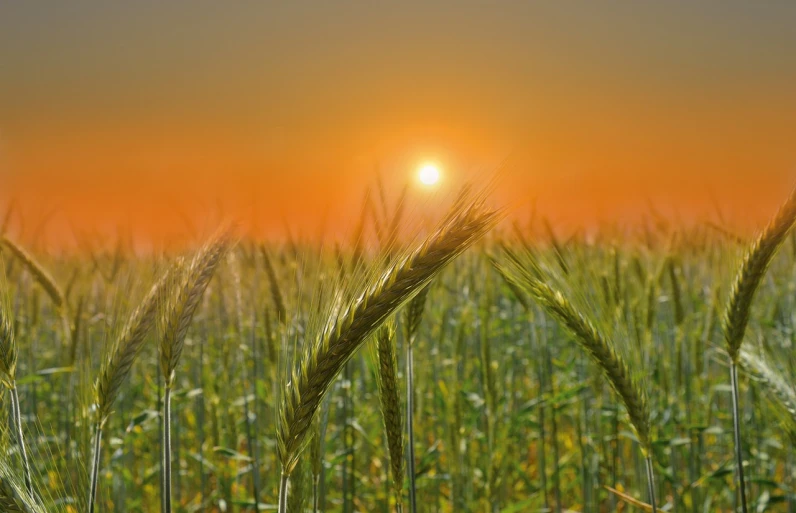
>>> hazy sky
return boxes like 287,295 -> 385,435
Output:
2,2 -> 796,244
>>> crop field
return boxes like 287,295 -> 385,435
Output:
1,188 -> 796,513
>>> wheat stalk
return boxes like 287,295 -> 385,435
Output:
87,266 -> 173,513
1,237 -> 65,310
495,254 -> 656,510
376,323 -> 404,511
276,197 -> 498,512
158,227 -> 233,513
95,271 -> 169,423
1,237 -> 71,356
159,228 -> 233,386
723,187 -> 796,362
402,283 -> 428,513
721,186 -> 796,513
509,276 -> 651,450
308,415 -> 322,512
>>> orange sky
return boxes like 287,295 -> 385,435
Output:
1,2 -> 796,248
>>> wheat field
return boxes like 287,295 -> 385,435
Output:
0,188 -> 795,513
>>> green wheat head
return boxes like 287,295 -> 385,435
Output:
278,195 -> 499,475
723,187 -> 796,362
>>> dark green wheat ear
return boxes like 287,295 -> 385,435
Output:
404,283 -> 430,343
723,186 -> 796,362
277,194 -> 499,475
375,322 -> 404,504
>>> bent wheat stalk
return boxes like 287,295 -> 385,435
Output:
1,237 -> 71,348
158,228 -> 233,513
276,197 -> 498,513
496,255 -> 657,511
721,186 -> 796,513
1,237 -> 65,311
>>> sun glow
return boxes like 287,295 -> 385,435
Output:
417,163 -> 441,186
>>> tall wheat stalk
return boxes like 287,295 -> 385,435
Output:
158,229 -> 233,513
88,267 -> 172,513
496,254 -> 657,511
276,197 -> 498,513
721,187 -> 796,513
403,283 -> 429,513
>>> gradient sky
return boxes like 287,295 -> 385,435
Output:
2,2 -> 796,246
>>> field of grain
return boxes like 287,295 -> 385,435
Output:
1,187 -> 796,513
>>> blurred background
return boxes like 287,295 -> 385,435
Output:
1,1 -> 795,248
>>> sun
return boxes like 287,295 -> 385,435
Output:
417,163 -> 441,186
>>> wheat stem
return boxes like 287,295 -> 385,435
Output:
730,363 -> 748,513
645,455 -> 657,513
721,187 -> 796,513
10,385 -> 31,494
403,285 -> 428,512
163,384 -> 173,513
88,424 -> 103,513
158,228 -> 232,513
406,341 -> 417,513
278,473 -> 290,513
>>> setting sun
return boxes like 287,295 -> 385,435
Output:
417,163 -> 441,186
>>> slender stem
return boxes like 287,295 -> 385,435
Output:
545,346 -> 561,513
198,324 -> 207,506
163,384 -> 173,513
278,473 -> 290,513
242,364 -> 260,511
529,316 -> 549,511
247,309 -> 262,511
406,341 -> 417,513
158,371 -> 165,513
730,362 -> 749,513
342,362 -> 351,513
313,475 -> 319,513
11,385 -> 32,494
88,422 -> 103,513
644,454 -> 658,513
